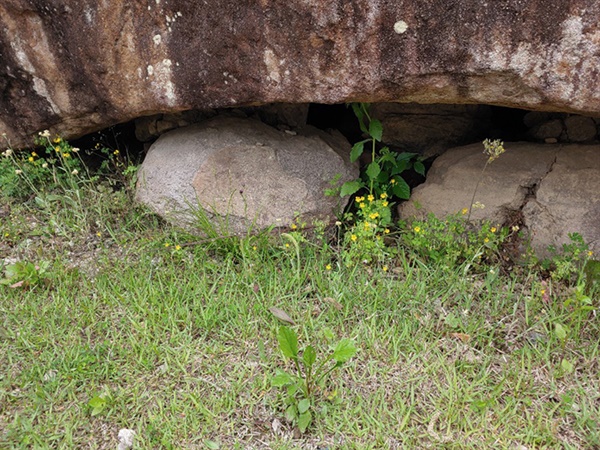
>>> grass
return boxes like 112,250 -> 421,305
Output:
1,155 -> 599,449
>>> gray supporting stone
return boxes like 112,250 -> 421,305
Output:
136,116 -> 358,235
398,142 -> 600,256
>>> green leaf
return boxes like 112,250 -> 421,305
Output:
366,162 -> 381,180
391,160 -> 408,174
287,382 -> 301,397
397,152 -> 418,161
392,178 -> 411,199
554,323 -> 567,341
332,338 -> 357,363
204,440 -> 220,450
298,398 -> 310,414
369,119 -> 383,141
272,369 -> 293,387
340,180 -> 362,197
303,346 -> 316,369
378,152 -> 396,164
285,404 -> 297,422
414,161 -> 426,176
277,326 -> 299,359
351,103 -> 369,135
350,141 -> 366,162
88,396 -> 107,416
88,396 -> 106,409
561,358 -> 574,374
298,410 -> 312,433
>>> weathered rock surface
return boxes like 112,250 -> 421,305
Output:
136,117 -> 357,234
2,1 -> 600,147
399,143 -> 600,255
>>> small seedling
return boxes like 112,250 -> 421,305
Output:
0,261 -> 50,289
271,326 -> 357,433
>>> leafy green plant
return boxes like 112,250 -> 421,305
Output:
271,326 -> 357,433
542,233 -> 594,285
0,261 -> 50,289
341,103 -> 424,200
341,193 -> 394,265
400,212 -> 509,272
87,393 -> 109,416
1,131 -> 88,201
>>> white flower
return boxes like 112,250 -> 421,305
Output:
40,130 -> 51,138
15,169 -> 22,175
3,149 -> 12,157
42,163 -> 49,169
72,147 -> 80,153
71,169 -> 78,175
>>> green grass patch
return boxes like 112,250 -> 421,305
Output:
1,135 -> 599,449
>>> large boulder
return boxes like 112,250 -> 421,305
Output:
398,143 -> 600,255
2,1 -> 600,146
136,117 -> 357,234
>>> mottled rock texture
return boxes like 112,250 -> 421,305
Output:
398,143 -> 600,255
136,116 -> 357,234
2,1 -> 600,146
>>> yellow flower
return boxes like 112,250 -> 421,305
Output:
364,222 -> 371,229
367,194 -> 375,202
31,152 -> 37,157
461,208 -> 468,215
355,196 -> 364,202
384,228 -> 390,234
53,137 -> 61,143
484,237 -> 490,243
414,226 -> 421,233
491,227 -> 497,233
285,243 -> 290,248
252,245 -> 257,251
113,149 -> 120,155
380,193 -> 387,199
382,201 -> 389,207
63,153 -> 70,158
541,289 -> 546,296
290,223 -> 297,230
588,250 -> 594,257
369,212 -> 379,219
359,202 -> 366,209
382,265 -> 388,272
390,179 -> 396,185
351,234 -> 357,241
164,243 -> 170,247
325,264 -> 332,271
28,156 -> 34,162
4,233 -> 9,237
55,147 -> 60,152
96,232 -> 102,237
175,245 -> 182,251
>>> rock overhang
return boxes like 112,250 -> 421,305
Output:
2,0 -> 600,147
